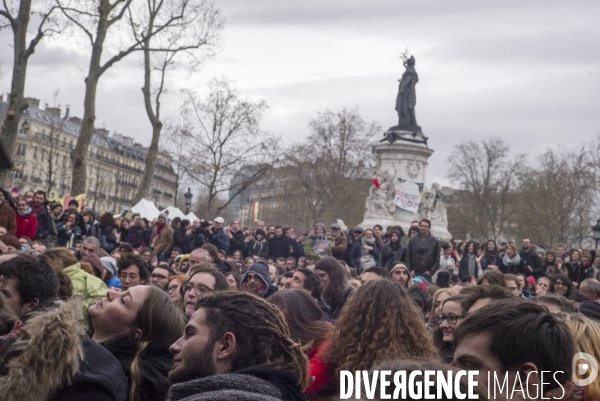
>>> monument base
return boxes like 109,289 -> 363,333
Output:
359,136 -> 452,241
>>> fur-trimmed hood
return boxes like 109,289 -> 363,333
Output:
0,299 -> 84,401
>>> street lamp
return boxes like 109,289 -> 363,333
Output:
592,218 -> 600,248
184,187 -> 193,215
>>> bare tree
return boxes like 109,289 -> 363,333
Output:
515,146 -> 595,248
178,79 -> 279,217
30,121 -> 71,194
161,125 -> 189,201
270,108 -> 378,229
446,137 -> 526,242
56,0 -> 192,195
0,0 -> 59,187
132,0 -> 223,204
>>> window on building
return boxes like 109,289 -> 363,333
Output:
16,144 -> 26,156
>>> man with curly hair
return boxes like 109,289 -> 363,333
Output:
167,291 -> 308,401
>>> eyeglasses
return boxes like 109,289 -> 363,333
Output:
436,313 -> 466,325
152,273 -> 167,280
168,284 -> 180,292
246,273 -> 262,282
184,282 -> 214,294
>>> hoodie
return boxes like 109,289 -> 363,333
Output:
241,261 -> 278,298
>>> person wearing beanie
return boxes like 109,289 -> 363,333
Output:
537,248 -> 546,260
151,213 -> 174,262
100,256 -> 122,289
240,261 -> 278,298
247,228 -> 269,259
304,223 -> 327,262
390,262 -> 413,288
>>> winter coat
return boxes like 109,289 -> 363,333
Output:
86,220 -> 101,240
166,366 -> 307,401
103,334 -> 174,401
458,254 -> 482,279
329,233 -> 347,261
303,237 -> 322,262
380,241 -> 406,270
567,261 -> 586,284
499,256 -> 525,275
173,227 -> 188,250
228,229 -> 245,254
0,200 -> 16,235
349,241 -> 381,271
62,211 -> 87,239
151,224 -> 174,255
520,247 -> 543,278
56,221 -> 82,247
269,235 -> 290,259
289,238 -> 305,260
208,227 -> 230,254
480,254 -> 501,270
15,212 -> 38,240
0,299 -> 127,401
63,262 -> 107,321
305,341 -> 332,397
30,201 -> 55,239
405,233 -> 441,275
99,224 -> 118,252
247,239 -> 269,259
126,225 -> 144,248
187,229 -> 208,253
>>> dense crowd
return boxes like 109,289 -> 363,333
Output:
1,187 -> 600,401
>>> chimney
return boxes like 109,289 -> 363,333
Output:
96,128 -> 110,138
46,107 -> 61,118
25,97 -> 40,108
65,105 -> 70,119
68,116 -> 82,124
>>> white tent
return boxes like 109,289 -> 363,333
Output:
163,206 -> 187,220
131,198 -> 161,220
185,212 -> 200,222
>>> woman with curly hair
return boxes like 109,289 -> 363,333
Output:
550,273 -> 574,298
316,279 -> 438,397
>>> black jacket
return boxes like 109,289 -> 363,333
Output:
405,233 -> 441,275
102,334 -> 174,401
268,235 -> 290,259
50,336 -> 128,401
380,241 -> 406,270
567,261 -> 586,284
228,230 -> 245,254
173,227 -> 188,250
520,248 -> 543,278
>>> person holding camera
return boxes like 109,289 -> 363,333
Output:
208,216 -> 230,254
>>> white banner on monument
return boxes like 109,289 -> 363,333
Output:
394,188 -> 421,213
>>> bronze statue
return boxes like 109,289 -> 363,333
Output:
395,56 -> 418,128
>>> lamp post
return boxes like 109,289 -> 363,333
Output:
592,219 -> 600,249
184,187 -> 193,215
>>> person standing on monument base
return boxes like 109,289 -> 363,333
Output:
405,219 -> 440,282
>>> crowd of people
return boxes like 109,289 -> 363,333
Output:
1,187 -> 600,401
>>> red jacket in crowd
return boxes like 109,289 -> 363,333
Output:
15,212 -> 38,240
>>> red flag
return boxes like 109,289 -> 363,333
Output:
373,177 -> 380,189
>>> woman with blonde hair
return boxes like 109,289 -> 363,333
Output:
429,288 -> 458,321
555,313 -> 600,399
317,279 -> 438,397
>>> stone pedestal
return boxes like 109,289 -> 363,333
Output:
360,130 -> 451,240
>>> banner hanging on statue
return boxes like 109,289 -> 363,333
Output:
394,189 -> 421,213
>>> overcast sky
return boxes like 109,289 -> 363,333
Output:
1,0 -> 599,186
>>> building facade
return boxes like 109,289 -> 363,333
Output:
1,97 -> 177,213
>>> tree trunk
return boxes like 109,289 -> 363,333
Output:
133,30 -> 161,204
0,0 -> 33,188
70,1 -> 111,196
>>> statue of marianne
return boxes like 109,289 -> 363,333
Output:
395,56 -> 418,128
